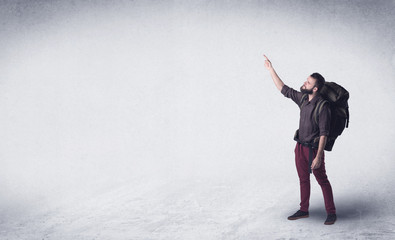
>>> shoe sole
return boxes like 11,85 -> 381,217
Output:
324,220 -> 336,225
287,215 -> 309,220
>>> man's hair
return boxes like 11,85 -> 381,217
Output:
310,72 -> 325,93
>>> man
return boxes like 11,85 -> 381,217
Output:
263,55 -> 337,225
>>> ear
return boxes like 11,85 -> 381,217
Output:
313,86 -> 318,93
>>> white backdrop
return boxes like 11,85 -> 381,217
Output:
1,1 -> 394,239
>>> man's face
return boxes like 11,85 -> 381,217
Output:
300,76 -> 317,94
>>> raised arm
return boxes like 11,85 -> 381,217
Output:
264,55 -> 285,92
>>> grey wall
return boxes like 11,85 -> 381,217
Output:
0,0 -> 394,213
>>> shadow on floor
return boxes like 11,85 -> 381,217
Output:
305,195 -> 378,222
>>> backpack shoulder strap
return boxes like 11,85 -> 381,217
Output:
313,100 -> 329,125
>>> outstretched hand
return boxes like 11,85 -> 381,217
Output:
263,54 -> 273,70
263,54 -> 284,91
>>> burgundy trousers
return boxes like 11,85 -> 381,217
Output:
294,143 -> 336,214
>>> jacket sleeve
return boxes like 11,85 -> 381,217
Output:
319,103 -> 331,137
281,85 -> 303,107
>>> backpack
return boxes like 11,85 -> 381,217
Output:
299,82 -> 350,151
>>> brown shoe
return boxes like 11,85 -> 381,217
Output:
324,214 -> 337,225
287,210 -> 309,220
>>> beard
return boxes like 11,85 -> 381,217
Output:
300,85 -> 313,94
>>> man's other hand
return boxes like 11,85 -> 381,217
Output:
311,157 -> 322,170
